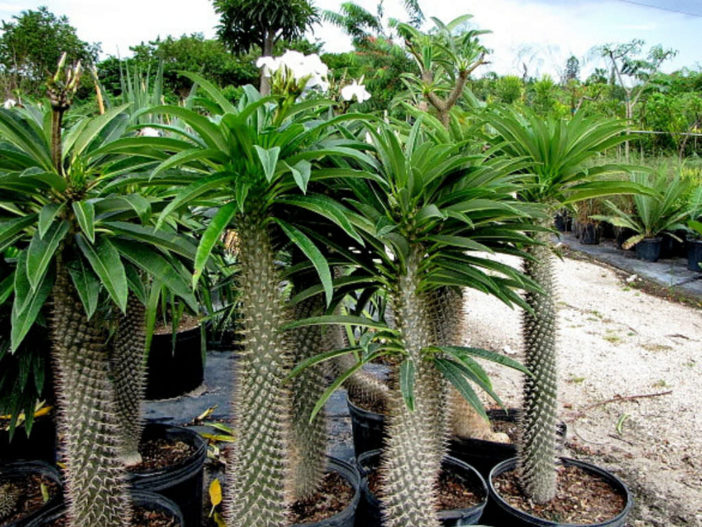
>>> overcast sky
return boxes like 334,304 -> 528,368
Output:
0,0 -> 700,79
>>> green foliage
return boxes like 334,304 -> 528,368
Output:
0,7 -> 99,96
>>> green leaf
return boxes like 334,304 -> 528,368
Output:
68,259 -> 101,320
400,359 -> 416,411
11,257 -> 53,351
432,346 -> 532,376
288,347 -> 361,379
76,235 -> 128,312
193,201 -> 237,287
253,145 -> 280,183
278,195 -> 363,244
275,218 -> 332,305
38,203 -> 64,238
434,358 -> 488,420
72,201 -> 95,243
0,215 -> 36,248
282,315 -> 389,331
0,271 -> 14,305
26,220 -> 69,290
289,160 -> 311,193
119,195 -> 152,223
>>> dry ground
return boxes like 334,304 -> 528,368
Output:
463,254 -> 702,527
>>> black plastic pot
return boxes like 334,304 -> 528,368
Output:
635,237 -> 662,262
599,221 -> 615,240
578,223 -> 600,245
292,457 -> 361,527
614,227 -> 636,250
26,489 -> 184,526
554,213 -> 572,233
128,423 -> 207,527
347,398 -> 385,457
146,324 -> 204,400
0,461 -> 62,527
356,450 -> 487,526
687,239 -> 702,272
0,417 -> 57,464
449,408 -> 567,479
488,457 -> 633,527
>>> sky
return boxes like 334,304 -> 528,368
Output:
0,0 -> 700,79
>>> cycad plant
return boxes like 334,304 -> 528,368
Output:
593,170 -> 692,248
0,60 -> 196,527
302,117 -> 539,526
144,74 -> 366,526
487,107 -> 632,503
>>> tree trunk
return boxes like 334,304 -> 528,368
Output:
379,249 -> 444,527
51,261 -> 131,527
260,31 -> 275,96
518,229 -> 559,504
289,294 -> 328,501
110,293 -> 147,466
224,219 -> 292,527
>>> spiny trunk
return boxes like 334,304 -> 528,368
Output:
289,294 -> 327,501
51,261 -> 131,527
379,250 -> 444,527
0,483 -> 19,520
518,231 -> 559,503
110,293 -> 147,466
224,219 -> 292,527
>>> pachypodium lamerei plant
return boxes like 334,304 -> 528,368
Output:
145,73 -> 367,526
297,117 -> 540,526
487,107 -> 633,503
0,58 -> 196,527
0,483 -> 19,520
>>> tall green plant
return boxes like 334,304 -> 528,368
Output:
487,107 -> 632,503
0,60 -> 196,526
145,74 -> 366,526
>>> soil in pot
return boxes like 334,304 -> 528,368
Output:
32,490 -> 184,527
488,457 -> 633,527
357,451 -> 487,526
146,317 -> 204,400
128,424 -> 206,527
0,467 -> 61,526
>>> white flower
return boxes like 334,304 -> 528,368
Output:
138,126 -> 160,137
341,81 -> 371,103
257,51 -> 329,93
3,98 -> 17,109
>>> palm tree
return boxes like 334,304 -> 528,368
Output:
0,61 -> 195,526
146,74 -> 365,526
486,107 -> 633,503
299,117 -> 539,526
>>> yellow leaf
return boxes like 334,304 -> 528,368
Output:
209,478 -> 223,507
214,512 -> 227,527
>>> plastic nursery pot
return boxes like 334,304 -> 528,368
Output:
578,223 -> 600,245
0,461 -> 62,527
25,489 -> 184,526
356,450 -> 487,527
347,397 -> 385,457
487,457 -> 633,527
292,457 -> 361,527
449,408 -> 567,479
635,237 -> 662,262
128,423 -> 207,527
0,417 -> 57,464
614,227 -> 636,251
146,324 -> 204,400
687,238 -> 702,272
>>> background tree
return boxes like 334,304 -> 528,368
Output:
211,0 -> 318,94
0,6 -> 99,96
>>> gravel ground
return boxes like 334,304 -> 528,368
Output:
463,254 -> 702,527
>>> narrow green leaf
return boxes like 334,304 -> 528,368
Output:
38,203 -> 64,238
76,236 -> 128,312
288,347 -> 361,380
72,201 -> 95,243
26,220 -> 69,290
0,215 -> 36,248
11,263 -> 53,351
68,259 -> 101,320
275,218 -> 332,305
400,359 -> 416,411
253,145 -> 280,182
282,314 -> 389,331
193,201 -> 237,287
434,358 -> 488,420
433,346 -> 532,376
289,160 -> 311,193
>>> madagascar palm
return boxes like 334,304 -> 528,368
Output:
298,117 -> 539,526
144,74 -> 365,526
486,107 -> 632,503
0,66 -> 196,526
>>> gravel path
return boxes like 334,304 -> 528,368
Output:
463,254 -> 702,527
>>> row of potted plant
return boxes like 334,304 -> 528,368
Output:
0,56 -> 645,527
